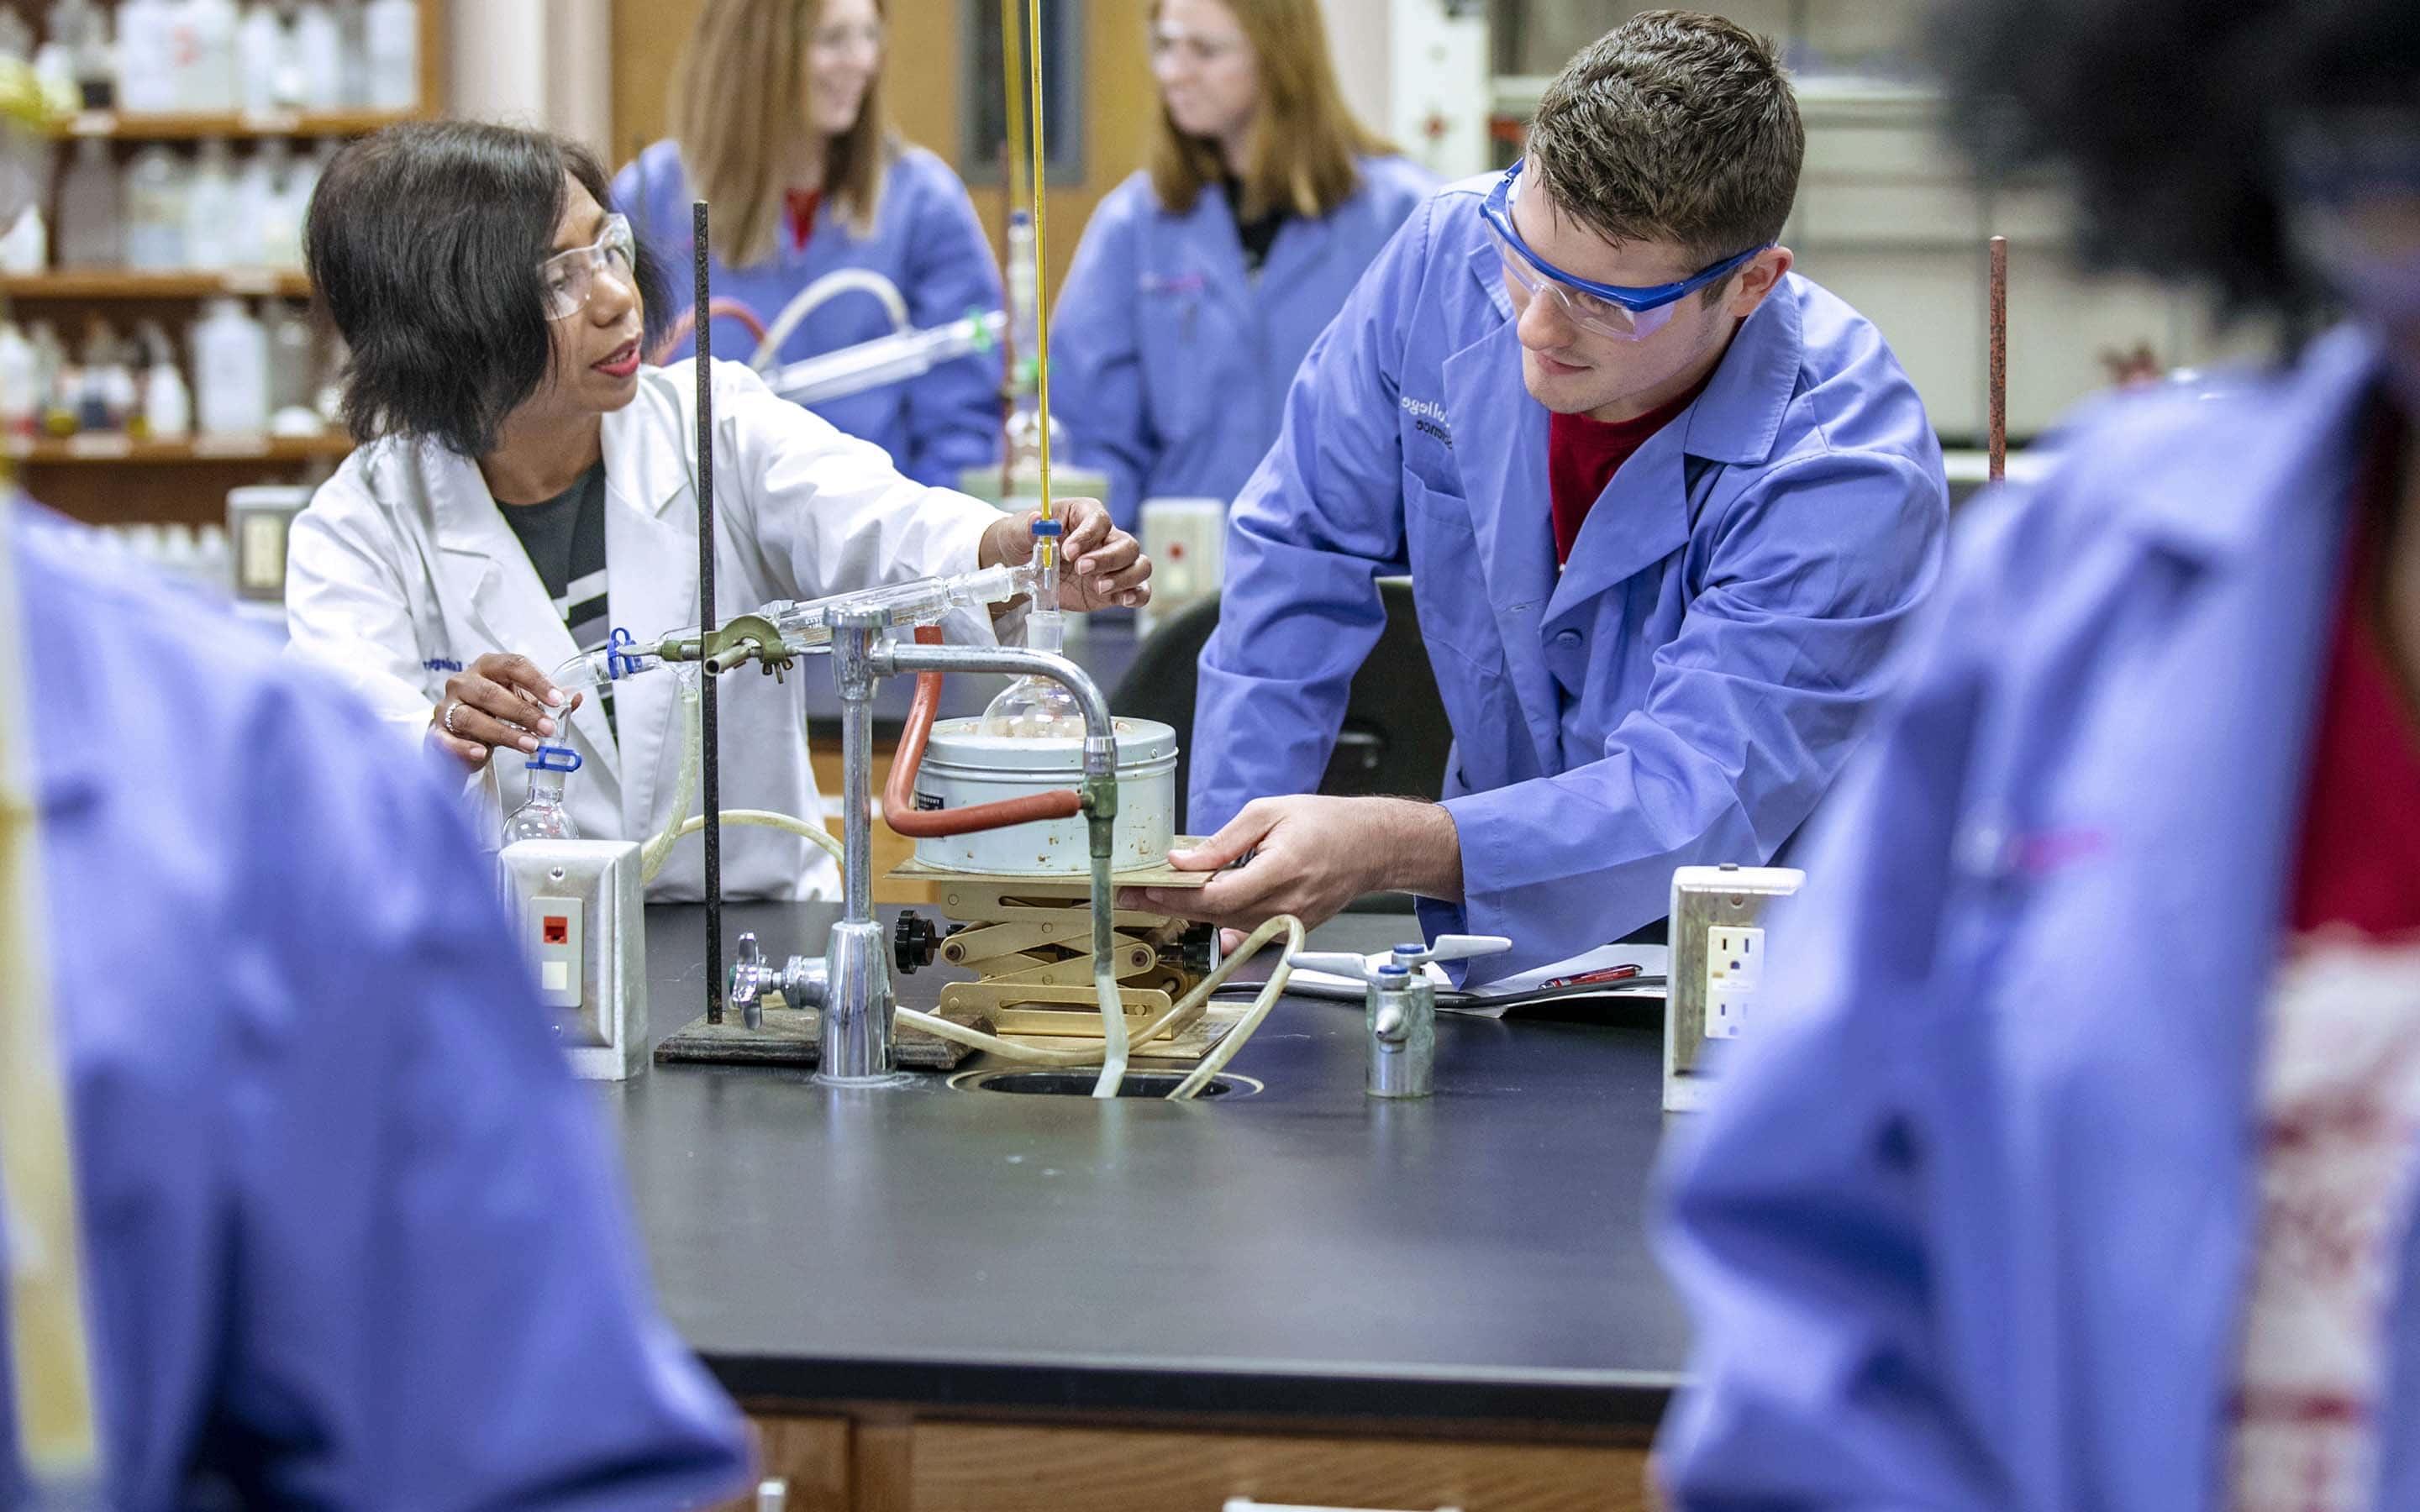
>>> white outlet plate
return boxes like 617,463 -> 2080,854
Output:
1703,926 -> 1764,1040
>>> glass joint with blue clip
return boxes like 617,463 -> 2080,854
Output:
1478,160 -> 1769,342
505,743 -> 584,843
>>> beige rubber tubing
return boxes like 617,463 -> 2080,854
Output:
894,914 -> 1305,1100
639,677 -> 847,877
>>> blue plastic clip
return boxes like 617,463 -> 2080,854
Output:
1029,517 -> 1065,538
605,626 -> 643,680
527,743 -> 583,773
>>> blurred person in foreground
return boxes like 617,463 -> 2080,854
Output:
1654,1 -> 2420,1507
0,71 -> 750,1512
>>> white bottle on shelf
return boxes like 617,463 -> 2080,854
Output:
172,0 -> 240,113
242,138 -> 296,267
115,0 -> 179,112
123,144 -> 191,270
50,0 -> 113,111
290,0 -> 343,109
237,1 -> 283,113
331,0 -> 367,107
264,300 -> 318,429
137,320 -> 192,438
26,322 -> 66,432
192,297 -> 269,436
0,205 -> 47,275
0,319 -> 39,439
183,139 -> 239,269
362,0 -> 415,110
55,136 -> 122,268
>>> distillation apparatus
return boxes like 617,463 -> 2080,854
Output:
539,549 -> 1299,1099
509,0 -> 1292,1100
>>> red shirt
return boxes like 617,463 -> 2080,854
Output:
1547,368 -> 1718,566
784,189 -> 823,255
2289,417 -> 2420,939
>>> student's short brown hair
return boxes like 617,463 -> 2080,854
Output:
1525,10 -> 1803,275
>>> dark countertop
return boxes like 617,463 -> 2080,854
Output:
608,901 -> 1688,1431
801,615 -> 1147,736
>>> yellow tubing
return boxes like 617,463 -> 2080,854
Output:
1026,0 -> 1053,534
894,914 -> 1303,1100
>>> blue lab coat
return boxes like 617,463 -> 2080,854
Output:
1051,157 -> 1436,528
1653,328 -> 2417,1509
0,502 -> 748,1509
615,141 -> 1004,486
1190,179 -> 1947,982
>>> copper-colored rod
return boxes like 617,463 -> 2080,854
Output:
1989,234 -> 2007,484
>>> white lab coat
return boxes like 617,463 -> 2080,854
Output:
284,358 -> 1004,900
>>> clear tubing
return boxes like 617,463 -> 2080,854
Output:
751,269 -> 909,373
640,669 -> 703,883
1087,843 -> 1128,1097
766,311 -> 1003,407
642,666 -> 844,883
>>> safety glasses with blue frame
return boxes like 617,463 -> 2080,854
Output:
1479,160 -> 1770,342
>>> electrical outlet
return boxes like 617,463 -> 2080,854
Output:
1704,926 -> 1763,1040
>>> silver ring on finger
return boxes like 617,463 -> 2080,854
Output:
442,699 -> 465,737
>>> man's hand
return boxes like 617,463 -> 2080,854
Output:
981,496 -> 1152,612
428,653 -> 582,771
1122,795 -> 1464,947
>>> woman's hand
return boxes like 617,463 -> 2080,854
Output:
981,497 -> 1153,612
428,653 -> 582,770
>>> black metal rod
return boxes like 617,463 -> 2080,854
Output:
694,200 -> 724,1024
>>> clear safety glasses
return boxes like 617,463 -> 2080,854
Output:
1479,161 -> 1766,342
539,214 -> 639,321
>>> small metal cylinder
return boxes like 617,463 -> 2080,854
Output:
1367,965 -> 1434,1100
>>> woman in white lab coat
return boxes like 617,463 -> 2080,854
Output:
285,122 -> 1149,900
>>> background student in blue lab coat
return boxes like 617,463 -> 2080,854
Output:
0,488 -> 749,1508
1653,3 -> 2420,1508
1049,0 -> 1434,528
1129,13 -> 1947,983
617,0 -> 1002,486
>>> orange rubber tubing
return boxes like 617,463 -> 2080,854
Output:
645,298 -> 771,365
883,625 -> 1084,837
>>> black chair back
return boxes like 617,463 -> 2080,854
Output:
1112,581 -> 1455,826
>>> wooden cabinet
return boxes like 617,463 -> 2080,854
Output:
736,1413 -> 1654,1512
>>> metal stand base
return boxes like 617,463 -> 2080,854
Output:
653,1003 -> 984,1070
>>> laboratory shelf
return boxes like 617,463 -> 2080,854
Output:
6,433 -> 352,465
60,108 -> 418,140
0,270 -> 313,298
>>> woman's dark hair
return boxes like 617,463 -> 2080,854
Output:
1929,0 -> 2419,322
307,120 -> 671,456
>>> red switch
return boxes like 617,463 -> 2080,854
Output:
544,916 -> 569,945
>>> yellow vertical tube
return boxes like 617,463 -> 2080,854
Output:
1026,0 -> 1054,541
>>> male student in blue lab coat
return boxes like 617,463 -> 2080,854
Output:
1652,2 -> 2420,1508
1128,11 -> 1947,982
0,498 -> 747,1503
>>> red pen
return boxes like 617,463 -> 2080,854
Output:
1541,963 -> 1642,990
